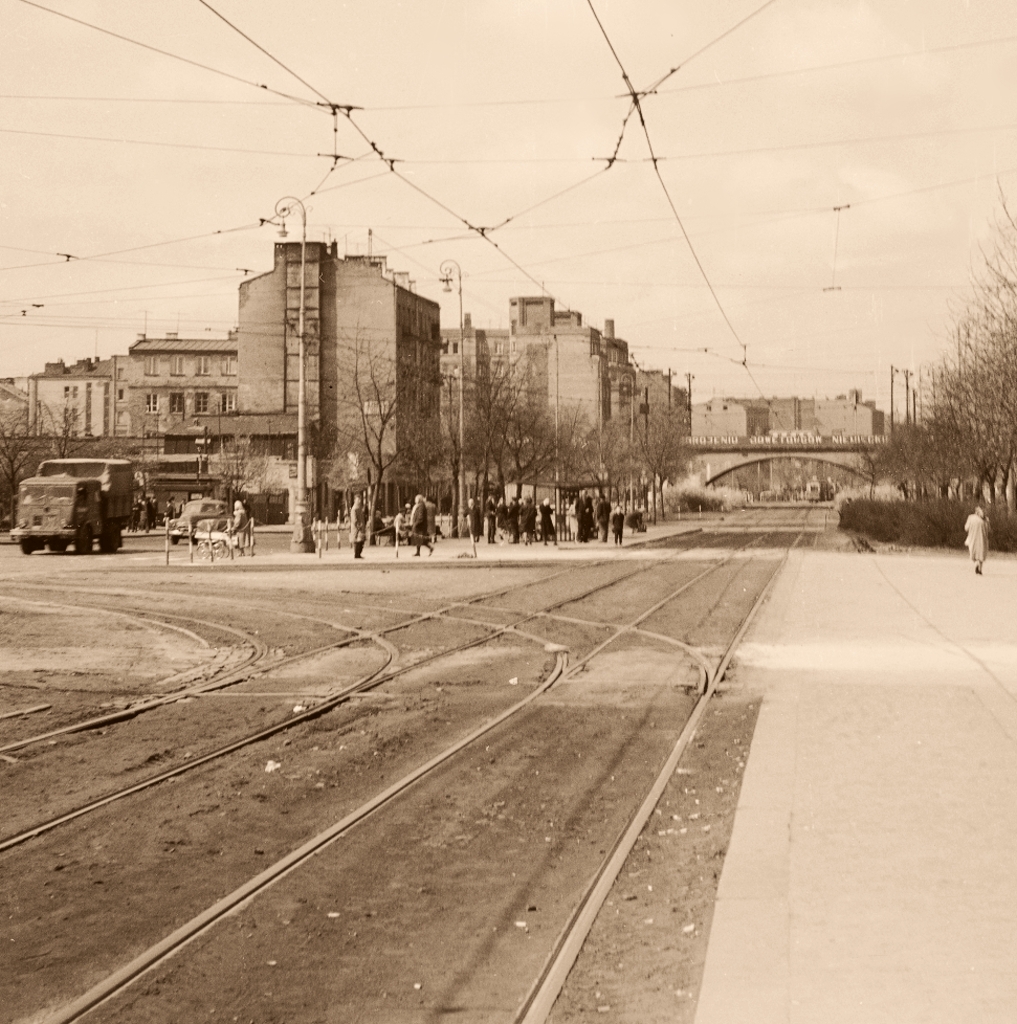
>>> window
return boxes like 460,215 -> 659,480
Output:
145,393 -> 159,413
144,355 -> 159,376
194,392 -> 210,414
221,354 -> 237,376
116,410 -> 127,427
222,392 -> 236,413
117,388 -> 125,402
170,355 -> 185,376
196,356 -> 212,376
169,392 -> 185,414
117,366 -> 125,380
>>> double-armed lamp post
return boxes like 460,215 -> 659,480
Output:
440,260 -> 467,540
275,196 -> 314,553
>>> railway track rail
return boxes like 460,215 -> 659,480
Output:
1,526 -> 735,762
2,532 -> 730,850
10,527 -> 804,1024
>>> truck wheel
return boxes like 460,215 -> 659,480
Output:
47,539 -> 68,553
74,524 -> 93,555
20,540 -> 36,555
170,536 -> 180,546
99,522 -> 118,553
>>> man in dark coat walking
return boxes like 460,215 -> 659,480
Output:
485,495 -> 497,543
596,494 -> 611,542
468,498 -> 483,545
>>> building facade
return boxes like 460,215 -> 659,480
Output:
693,390 -> 886,440
27,357 -> 114,438
117,334 -> 239,440
238,243 -> 442,514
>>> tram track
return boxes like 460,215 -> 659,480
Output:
0,528 -> 733,761
1,533 -> 725,850
6,527 -> 804,1024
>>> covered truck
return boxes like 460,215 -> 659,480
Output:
12,459 -> 134,555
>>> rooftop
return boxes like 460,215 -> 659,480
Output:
129,335 -> 237,354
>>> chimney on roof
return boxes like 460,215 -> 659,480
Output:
166,332 -> 178,340
136,333 -> 146,341
464,312 -> 472,330
604,319 -> 615,340
393,271 -> 410,290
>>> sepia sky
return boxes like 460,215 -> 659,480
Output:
3,0 -> 1017,411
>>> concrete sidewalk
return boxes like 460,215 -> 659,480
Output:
695,550 -> 1017,1024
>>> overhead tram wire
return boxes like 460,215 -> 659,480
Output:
583,0 -> 751,370
0,126 -> 322,159
0,224 -> 263,275
639,0 -> 782,96
10,30 -> 1015,110
181,1 -> 591,307
195,0 -> 333,107
652,31 -> 1017,98
16,0 -> 323,110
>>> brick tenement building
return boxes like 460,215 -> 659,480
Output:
238,243 -> 441,512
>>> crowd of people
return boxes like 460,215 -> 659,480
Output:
335,490 -> 642,561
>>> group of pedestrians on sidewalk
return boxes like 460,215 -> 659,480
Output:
344,490 -> 636,562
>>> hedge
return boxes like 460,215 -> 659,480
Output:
838,499 -> 1017,552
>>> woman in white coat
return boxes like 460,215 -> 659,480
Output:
964,505 -> 989,575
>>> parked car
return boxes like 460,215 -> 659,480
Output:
167,499 -> 229,544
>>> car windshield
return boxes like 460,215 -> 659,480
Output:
181,501 -> 221,516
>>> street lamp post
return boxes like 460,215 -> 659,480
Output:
440,260 -> 466,540
276,196 -> 314,553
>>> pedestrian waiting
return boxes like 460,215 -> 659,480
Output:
540,498 -> 556,546
411,494 -> 433,556
350,495 -> 367,559
611,504 -> 625,545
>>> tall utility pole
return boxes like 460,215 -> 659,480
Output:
686,372 -> 694,430
889,365 -> 895,434
440,260 -> 466,539
903,368 -> 912,426
276,197 -> 314,553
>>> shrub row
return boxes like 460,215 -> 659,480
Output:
838,499 -> 1017,552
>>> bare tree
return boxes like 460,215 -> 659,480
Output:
0,405 -> 39,525
216,434 -> 271,506
332,326 -> 439,536
635,405 -> 692,521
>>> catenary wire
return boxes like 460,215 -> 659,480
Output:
15,0 -> 324,109
640,0 -> 782,96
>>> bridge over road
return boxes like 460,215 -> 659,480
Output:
687,435 -> 884,486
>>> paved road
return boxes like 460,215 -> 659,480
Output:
696,548 -> 1017,1024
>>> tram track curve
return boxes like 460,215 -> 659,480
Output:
9,528 -> 804,1024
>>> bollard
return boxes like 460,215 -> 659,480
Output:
188,524 -> 194,564
229,520 -> 235,561
249,517 -> 255,557
165,518 -> 170,567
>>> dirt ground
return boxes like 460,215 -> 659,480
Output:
549,684 -> 761,1023
1,524 -> 804,1023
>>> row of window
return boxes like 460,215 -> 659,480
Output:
143,354 -> 237,377
144,392 -> 236,415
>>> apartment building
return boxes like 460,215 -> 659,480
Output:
27,357 -> 114,438
116,333 -> 239,439
238,243 -> 441,467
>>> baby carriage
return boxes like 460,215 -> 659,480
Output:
193,517 -> 233,561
